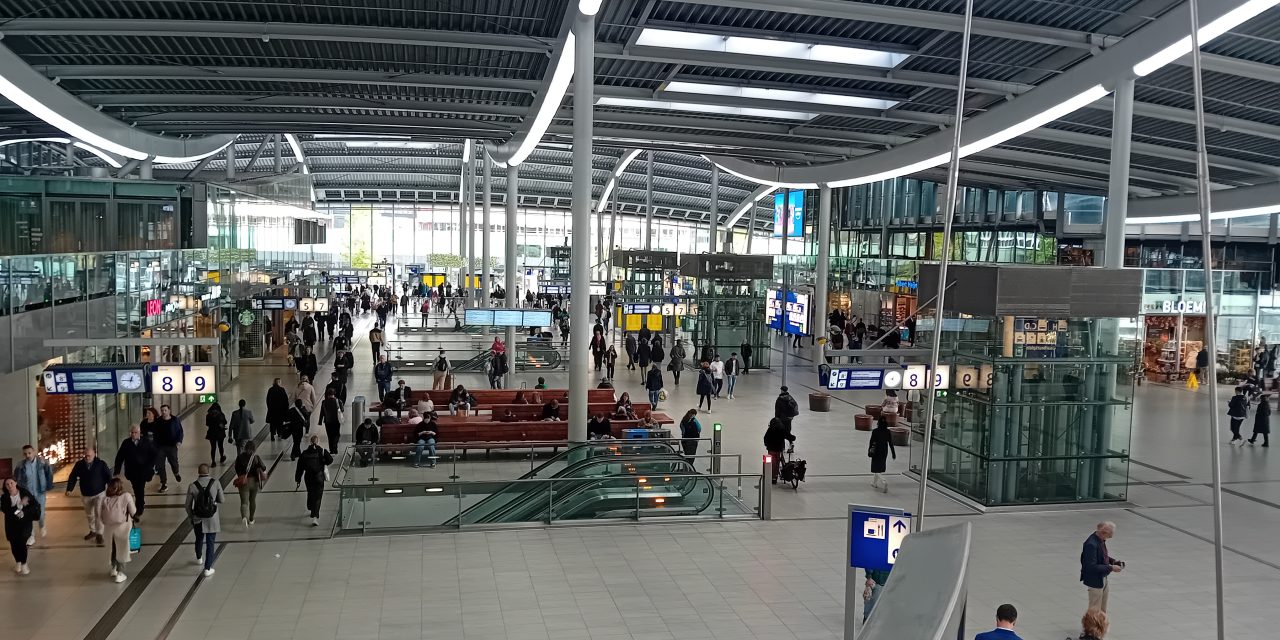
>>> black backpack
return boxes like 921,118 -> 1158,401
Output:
436,357 -> 449,372
192,480 -> 217,518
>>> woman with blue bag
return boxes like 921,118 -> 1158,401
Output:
97,478 -> 136,582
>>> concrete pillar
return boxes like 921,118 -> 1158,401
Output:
273,134 -> 282,173
815,185 -> 832,357
709,163 -> 720,254
1103,79 -> 1135,268
457,144 -> 469,297
644,150 -> 654,250
505,164 -> 519,387
747,202 -> 755,253
568,11 -> 594,442
139,157 -> 154,180
465,156 -> 476,306
482,152 -> 492,308
224,145 -> 236,180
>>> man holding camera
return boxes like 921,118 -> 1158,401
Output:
1080,521 -> 1124,613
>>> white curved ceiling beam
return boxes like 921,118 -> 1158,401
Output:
722,185 -> 778,228
595,149 -> 642,214
1127,182 -> 1280,224
0,43 -> 236,162
709,0 -> 1276,188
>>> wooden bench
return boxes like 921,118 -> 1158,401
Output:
485,402 -> 655,421
370,388 -> 616,413
371,413 -> 675,457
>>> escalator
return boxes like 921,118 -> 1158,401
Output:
446,444 -> 712,525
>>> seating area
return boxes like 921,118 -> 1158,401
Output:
369,387 -> 616,413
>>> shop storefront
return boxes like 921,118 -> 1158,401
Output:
1136,268 -> 1265,383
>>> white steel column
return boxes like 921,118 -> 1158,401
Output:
465,156 -> 476,306
457,144 -> 469,300
815,185 -> 832,359
709,163 -> 720,253
482,152 -> 493,307
568,11 -> 594,443
644,150 -> 654,250
1104,79 -> 1135,268
224,145 -> 235,180
505,164 -> 518,386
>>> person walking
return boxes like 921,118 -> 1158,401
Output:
868,416 -> 897,493
636,337 -> 652,376
369,325 -> 384,361
625,333 -> 638,370
724,352 -> 741,399
96,478 -> 135,583
740,340 -> 753,374
295,435 -> 333,527
287,399 -> 310,460
763,417 -> 795,484
2,478 -> 39,576
266,378 -> 290,442
1228,386 -> 1248,444
14,444 -> 53,544
317,391 -> 344,455
65,447 -> 112,545
203,402 -> 228,466
774,386 -> 800,435
114,426 -> 156,522
667,350 -> 684,386
709,354 -> 725,398
650,337 -> 665,370
1080,521 -> 1123,614
695,363 -> 715,413
645,363 -> 664,408
604,345 -> 618,381
432,349 -> 451,390
679,409 -> 702,458
184,464 -> 223,577
152,404 -> 184,492
974,604 -> 1024,640
324,371 -> 348,412
1249,392 -> 1271,446
233,441 -> 267,527
374,354 -> 395,401
294,376 -> 317,414
488,345 -> 508,390
591,330 -> 607,371
334,348 -> 354,385
229,399 -> 255,454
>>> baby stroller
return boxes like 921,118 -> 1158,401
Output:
779,448 -> 807,489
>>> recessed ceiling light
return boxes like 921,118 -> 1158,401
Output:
596,96 -> 817,121
635,28 -> 909,69
665,81 -> 899,111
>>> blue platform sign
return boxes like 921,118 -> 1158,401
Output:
848,504 -> 911,571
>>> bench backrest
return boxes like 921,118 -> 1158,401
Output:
375,388 -> 615,409
374,414 -> 674,444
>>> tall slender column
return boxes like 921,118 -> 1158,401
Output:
224,145 -> 236,180
747,202 -> 755,253
609,185 -> 619,278
709,163 -> 720,253
482,152 -> 492,307
644,150 -> 654,250
465,156 -> 476,306
457,144 -> 469,297
568,11 -> 594,442
597,184 -> 605,278
1103,79 -> 1134,268
815,185 -> 832,362
505,164 -> 519,386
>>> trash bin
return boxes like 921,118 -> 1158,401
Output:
350,395 -> 366,439
809,392 -> 831,412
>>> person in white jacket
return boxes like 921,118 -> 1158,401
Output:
709,355 -> 726,399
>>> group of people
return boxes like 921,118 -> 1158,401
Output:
1227,384 -> 1271,446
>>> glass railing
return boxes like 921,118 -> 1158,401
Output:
331,440 -> 757,532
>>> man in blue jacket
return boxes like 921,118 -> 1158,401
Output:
15,444 -> 54,545
153,404 -> 185,492
1080,521 -> 1123,613
974,604 -> 1023,640
65,446 -> 112,545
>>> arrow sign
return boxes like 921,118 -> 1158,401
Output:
887,515 -> 911,565
892,520 -> 909,532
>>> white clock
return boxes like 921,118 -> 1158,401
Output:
117,371 -> 144,392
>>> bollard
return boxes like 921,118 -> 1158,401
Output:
711,423 -> 722,474
761,454 -> 773,520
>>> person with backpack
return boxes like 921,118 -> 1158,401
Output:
203,403 -> 228,466
774,386 -> 800,435
15,444 -> 54,544
432,349 -> 452,390
233,441 -> 267,527
184,463 -> 223,577
679,409 -> 702,458
869,416 -> 897,493
229,399 -> 255,455
763,417 -> 796,484
295,435 -> 333,527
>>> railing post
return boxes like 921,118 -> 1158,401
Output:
712,423 -> 722,474
761,454 -> 773,520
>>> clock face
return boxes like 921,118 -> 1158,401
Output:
117,371 -> 143,391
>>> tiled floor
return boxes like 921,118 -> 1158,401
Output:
3,311 -> 1279,639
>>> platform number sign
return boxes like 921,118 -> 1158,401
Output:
151,366 -> 184,394
150,364 -> 217,395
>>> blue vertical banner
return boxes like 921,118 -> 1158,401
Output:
787,189 -> 805,237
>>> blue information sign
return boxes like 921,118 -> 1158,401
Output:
848,504 -> 912,571
826,368 -> 885,390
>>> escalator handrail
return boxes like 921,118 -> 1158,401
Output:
519,464 -> 715,523
469,454 -> 703,524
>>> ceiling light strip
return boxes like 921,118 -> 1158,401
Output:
506,33 -> 576,167
73,142 -> 123,168
635,28 -> 909,69
1126,204 -> 1280,225
595,149 -> 642,214
0,74 -> 148,160
1133,0 -> 1280,77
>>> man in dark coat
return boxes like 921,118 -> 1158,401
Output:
1079,521 -> 1122,614
774,386 -> 800,434
113,426 -> 156,521
266,378 -> 291,441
